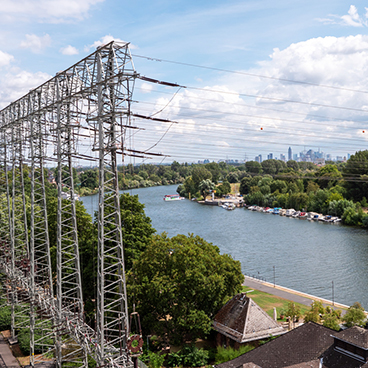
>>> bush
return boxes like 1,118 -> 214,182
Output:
323,315 -> 341,331
145,351 -> 165,368
181,346 -> 209,367
0,305 -> 11,330
167,352 -> 182,367
215,345 -> 254,364
343,302 -> 366,327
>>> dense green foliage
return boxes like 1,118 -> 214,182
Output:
127,233 -> 243,345
214,346 -> 254,364
303,302 -> 343,331
167,346 -> 209,367
0,304 -> 11,330
343,302 -> 366,327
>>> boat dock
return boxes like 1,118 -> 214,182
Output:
198,198 -> 244,207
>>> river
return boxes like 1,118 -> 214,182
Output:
80,184 -> 368,309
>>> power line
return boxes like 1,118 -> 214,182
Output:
132,53 -> 368,95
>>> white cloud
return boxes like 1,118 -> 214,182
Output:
20,34 -> 51,53
134,35 -> 368,161
319,5 -> 368,27
341,5 -> 365,27
0,50 -> 14,68
0,0 -> 105,22
60,45 -> 79,55
0,70 -> 51,109
85,35 -> 137,52
140,83 -> 153,94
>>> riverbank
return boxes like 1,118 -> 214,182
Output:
243,275 -> 350,312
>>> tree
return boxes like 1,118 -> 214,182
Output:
315,164 -> 342,189
343,302 -> 366,327
287,160 -> 299,171
304,301 -> 324,324
205,162 -> 221,183
239,175 -> 262,195
245,161 -> 262,174
128,233 -> 243,345
216,181 -> 231,197
261,159 -> 278,175
120,193 -> 156,269
198,179 -> 215,199
191,166 -> 212,189
344,151 -> 368,201
285,302 -> 301,323
79,169 -> 98,189
226,172 -> 239,183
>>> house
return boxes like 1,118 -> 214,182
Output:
216,322 -> 368,368
213,293 -> 286,348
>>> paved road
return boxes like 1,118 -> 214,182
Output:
243,275 -> 349,312
0,335 -> 20,368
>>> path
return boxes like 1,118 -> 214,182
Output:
0,335 -> 20,368
243,275 -> 349,311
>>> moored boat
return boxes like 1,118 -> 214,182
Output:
163,194 -> 185,201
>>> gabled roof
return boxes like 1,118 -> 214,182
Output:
216,322 -> 334,368
213,293 -> 285,343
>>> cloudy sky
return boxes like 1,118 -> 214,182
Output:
1,0 -> 368,163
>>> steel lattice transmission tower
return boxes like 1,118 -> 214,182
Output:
0,41 -> 138,368
94,43 -> 136,368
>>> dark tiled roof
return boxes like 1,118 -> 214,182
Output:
334,326 -> 368,349
216,322 -> 334,368
213,293 -> 285,343
322,344 -> 368,367
216,322 -> 368,368
285,361 -> 319,368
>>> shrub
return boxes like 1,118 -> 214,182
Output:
0,305 -> 11,330
215,345 -> 254,364
181,346 -> 209,367
146,351 -> 165,368
343,302 -> 366,327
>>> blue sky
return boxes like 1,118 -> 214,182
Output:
1,1 -> 368,163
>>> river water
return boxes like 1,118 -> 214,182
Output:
81,184 -> 368,309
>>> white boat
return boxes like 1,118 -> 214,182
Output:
163,194 -> 185,201
222,202 -> 236,210
285,209 -> 295,217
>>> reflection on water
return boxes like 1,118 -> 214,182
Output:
81,184 -> 368,309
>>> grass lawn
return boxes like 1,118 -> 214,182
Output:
242,286 -> 310,319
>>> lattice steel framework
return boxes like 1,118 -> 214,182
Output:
0,41 -> 137,368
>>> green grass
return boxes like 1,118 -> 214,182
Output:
242,286 -> 310,319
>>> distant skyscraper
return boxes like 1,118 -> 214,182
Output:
288,147 -> 292,161
280,154 -> 286,161
267,153 -> 273,160
347,153 -> 351,160
255,154 -> 262,163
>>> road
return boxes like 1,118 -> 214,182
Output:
243,275 -> 349,311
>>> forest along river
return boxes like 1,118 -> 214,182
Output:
81,184 -> 368,310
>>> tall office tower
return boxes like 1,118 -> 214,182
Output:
288,147 -> 292,161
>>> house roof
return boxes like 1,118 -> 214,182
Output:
216,322 -> 334,368
213,293 -> 285,343
334,326 -> 368,349
216,322 -> 368,368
